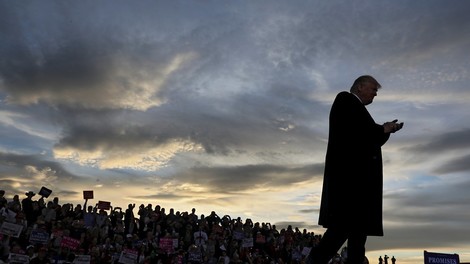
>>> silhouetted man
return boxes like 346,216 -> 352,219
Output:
309,76 -> 403,264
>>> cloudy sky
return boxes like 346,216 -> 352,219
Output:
1,1 -> 470,263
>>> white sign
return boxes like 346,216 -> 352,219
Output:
9,253 -> 30,264
74,254 -> 91,264
118,249 -> 138,264
242,238 -> 253,248
0,222 -> 23,238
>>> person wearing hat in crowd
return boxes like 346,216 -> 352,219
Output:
22,191 -> 36,227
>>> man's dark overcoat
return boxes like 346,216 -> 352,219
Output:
318,91 -> 390,236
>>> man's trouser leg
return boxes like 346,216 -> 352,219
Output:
347,232 -> 367,264
312,227 -> 348,264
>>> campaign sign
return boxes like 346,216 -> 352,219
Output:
60,236 -> 81,250
74,254 -> 91,264
83,190 -> 94,200
233,231 -> 244,240
118,248 -> 138,264
242,237 -> 253,248
39,186 -> 52,198
29,228 -> 50,244
188,250 -> 203,262
98,201 -> 111,210
0,222 -> 23,238
424,251 -> 460,264
8,253 -> 29,264
159,238 -> 175,254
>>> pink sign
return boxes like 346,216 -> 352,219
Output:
60,236 -> 80,250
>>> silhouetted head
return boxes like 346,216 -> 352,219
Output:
350,75 -> 382,105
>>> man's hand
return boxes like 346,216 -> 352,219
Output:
383,119 -> 404,133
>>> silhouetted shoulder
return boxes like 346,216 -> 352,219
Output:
336,91 -> 352,99
333,91 -> 356,104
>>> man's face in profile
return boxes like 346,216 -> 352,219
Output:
357,82 -> 378,105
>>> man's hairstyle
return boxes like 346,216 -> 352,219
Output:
350,75 -> 382,93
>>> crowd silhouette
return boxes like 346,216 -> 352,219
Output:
0,190 -> 395,264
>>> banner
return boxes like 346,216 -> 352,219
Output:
424,251 -> 459,264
